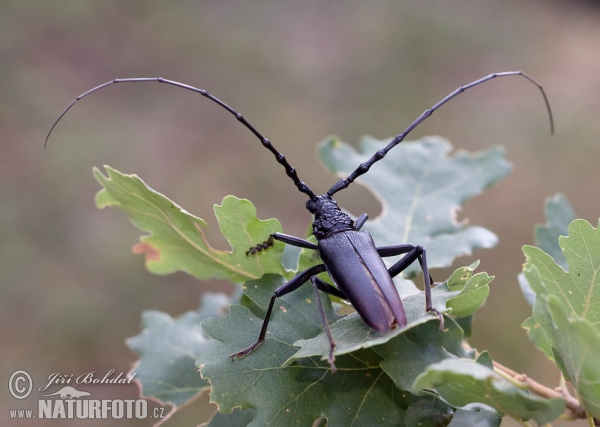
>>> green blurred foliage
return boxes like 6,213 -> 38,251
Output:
2,1 -> 599,426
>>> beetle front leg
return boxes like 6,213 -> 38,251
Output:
246,235 -> 275,255
246,232 -> 318,255
229,263 -> 326,360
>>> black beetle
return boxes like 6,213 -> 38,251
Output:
47,72 -> 553,371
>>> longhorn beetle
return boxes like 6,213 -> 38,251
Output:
47,72 -> 553,371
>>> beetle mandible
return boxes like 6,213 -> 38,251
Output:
47,72 -> 553,371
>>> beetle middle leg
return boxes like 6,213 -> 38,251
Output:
230,264 -> 330,357
310,276 -> 343,372
377,244 -> 444,330
230,265 -> 346,370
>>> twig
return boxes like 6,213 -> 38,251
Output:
491,359 -> 586,419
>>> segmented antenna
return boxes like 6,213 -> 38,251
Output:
327,71 -> 554,196
45,77 -> 317,200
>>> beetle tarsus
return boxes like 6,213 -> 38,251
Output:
428,308 -> 445,331
229,340 -> 263,360
246,235 -> 275,256
327,349 -> 337,373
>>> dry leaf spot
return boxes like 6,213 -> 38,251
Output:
132,242 -> 160,261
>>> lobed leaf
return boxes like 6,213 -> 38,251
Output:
94,166 -> 285,283
318,136 -> 511,275
546,296 -> 600,418
523,219 -> 600,325
524,264 -> 600,419
523,219 -> 600,418
126,293 -> 230,409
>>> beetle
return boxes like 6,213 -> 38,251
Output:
47,72 -> 553,371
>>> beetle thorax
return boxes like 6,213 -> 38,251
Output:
305,195 -> 354,240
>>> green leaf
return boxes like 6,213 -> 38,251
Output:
197,281 -> 413,426
126,292 -> 229,408
546,296 -> 600,418
523,219 -> 600,325
94,166 -> 285,282
523,219 -> 600,418
445,272 -> 492,318
525,264 -> 600,418
318,136 -> 511,275
412,359 -> 566,424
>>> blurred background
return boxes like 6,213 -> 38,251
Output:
2,1 -> 599,425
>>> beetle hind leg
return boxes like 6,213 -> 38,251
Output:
416,250 -> 445,332
311,276 -> 337,372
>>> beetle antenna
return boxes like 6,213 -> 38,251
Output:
327,71 -> 553,196
45,77 -> 317,200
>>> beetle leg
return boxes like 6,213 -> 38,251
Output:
312,276 -> 347,299
246,235 -> 275,255
377,244 -> 434,288
247,232 -> 318,255
229,263 -> 326,360
378,244 -> 444,331
416,248 -> 445,332
271,232 -> 319,249
311,277 -> 337,372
